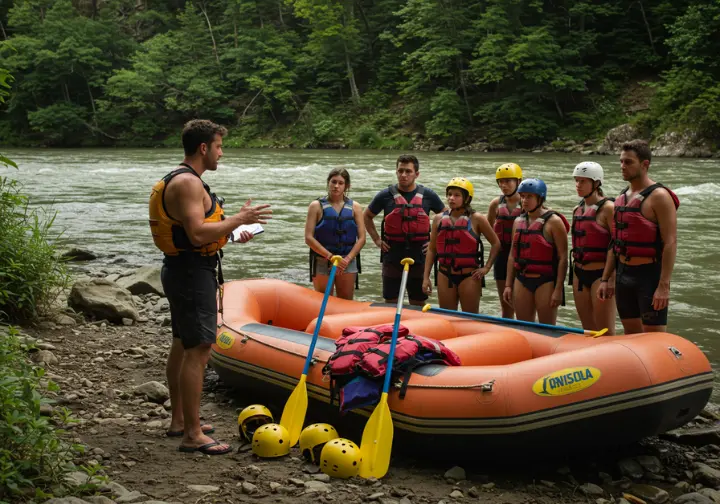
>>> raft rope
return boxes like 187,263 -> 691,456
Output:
394,379 -> 495,392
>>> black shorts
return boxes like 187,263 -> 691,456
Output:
493,250 -> 510,281
574,265 -> 604,292
382,262 -> 427,302
615,262 -> 667,326
161,255 -> 219,349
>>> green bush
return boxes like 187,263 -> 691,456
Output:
0,326 -> 89,501
0,177 -> 69,324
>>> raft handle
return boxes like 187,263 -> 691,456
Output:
668,346 -> 682,359
480,379 -> 495,392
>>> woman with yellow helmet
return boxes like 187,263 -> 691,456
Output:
422,177 -> 501,313
487,163 -> 524,318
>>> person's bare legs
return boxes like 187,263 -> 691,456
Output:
334,273 -> 356,300
179,344 -> 229,452
166,339 -> 185,432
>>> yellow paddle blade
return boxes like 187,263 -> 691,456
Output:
358,392 -> 393,479
590,328 -> 609,338
279,374 -> 308,447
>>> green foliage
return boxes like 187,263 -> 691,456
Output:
0,177 -> 69,324
0,0 -> 718,147
0,326 -> 89,500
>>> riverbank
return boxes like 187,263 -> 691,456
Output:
15,259 -> 720,504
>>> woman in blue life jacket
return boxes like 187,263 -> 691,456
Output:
304,167 -> 366,300
422,177 -> 501,313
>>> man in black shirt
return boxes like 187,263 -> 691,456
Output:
363,154 -> 446,305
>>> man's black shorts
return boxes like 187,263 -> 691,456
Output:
161,255 -> 219,349
493,250 -> 510,281
381,262 -> 428,302
616,261 -> 667,326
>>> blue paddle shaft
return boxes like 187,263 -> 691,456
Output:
302,262 -> 339,375
382,267 -> 410,394
426,306 -> 585,335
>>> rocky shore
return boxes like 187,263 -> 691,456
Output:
408,124 -> 719,159
17,257 -> 720,504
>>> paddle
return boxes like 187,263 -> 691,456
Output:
358,257 -> 414,479
421,304 -> 608,337
280,254 -> 343,446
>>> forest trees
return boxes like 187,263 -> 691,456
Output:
0,0 -> 718,147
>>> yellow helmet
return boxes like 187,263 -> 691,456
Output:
495,163 -> 523,181
238,404 -> 274,442
320,438 -> 362,479
252,423 -> 290,458
446,177 -> 474,198
299,423 -> 340,464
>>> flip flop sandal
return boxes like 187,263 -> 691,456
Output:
178,440 -> 232,455
166,424 -> 215,437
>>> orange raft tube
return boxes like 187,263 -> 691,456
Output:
210,279 -> 713,453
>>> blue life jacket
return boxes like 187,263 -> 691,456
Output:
314,197 -> 358,256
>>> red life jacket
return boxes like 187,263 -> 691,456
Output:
613,183 -> 680,259
382,185 -> 431,245
323,325 -> 461,402
571,199 -> 611,265
358,334 -> 461,379
436,211 -> 484,269
322,324 -> 406,377
513,211 -> 570,276
493,195 -> 523,251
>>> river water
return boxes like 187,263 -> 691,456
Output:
3,148 -> 719,394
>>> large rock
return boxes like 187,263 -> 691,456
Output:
61,248 -> 97,261
134,381 -> 170,403
117,266 -> 164,296
694,462 -> 720,487
675,494 -> 714,504
598,124 -> 641,155
662,426 -> 720,446
629,484 -> 669,504
652,130 -> 714,158
68,278 -> 139,323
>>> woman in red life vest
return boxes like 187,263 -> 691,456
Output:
304,168 -> 366,300
487,163 -> 524,318
503,178 -> 570,324
422,178 -> 501,313
570,162 -> 616,335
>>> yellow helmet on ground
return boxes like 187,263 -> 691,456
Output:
320,438 -> 362,479
238,404 -> 274,442
252,423 -> 290,458
495,163 -> 523,180
299,423 -> 340,464
446,177 -> 474,198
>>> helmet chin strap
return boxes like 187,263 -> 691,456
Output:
582,181 -> 599,200
529,198 -> 544,213
509,179 -> 520,197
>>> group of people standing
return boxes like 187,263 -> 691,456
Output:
149,119 -> 678,456
305,141 -> 679,339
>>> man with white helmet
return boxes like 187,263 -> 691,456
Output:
570,161 -> 616,335
597,140 -> 680,334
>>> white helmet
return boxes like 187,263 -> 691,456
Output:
573,162 -> 603,185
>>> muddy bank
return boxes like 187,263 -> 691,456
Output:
21,262 -> 720,504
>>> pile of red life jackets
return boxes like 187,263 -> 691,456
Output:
322,324 -> 461,413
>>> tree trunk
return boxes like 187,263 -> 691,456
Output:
198,3 -> 221,69
457,58 -> 473,125
0,20 -> 6,40
278,0 -> 285,27
553,91 -> 564,119
87,82 -> 97,124
637,0 -> 657,56
234,20 -> 238,48
344,44 -> 361,104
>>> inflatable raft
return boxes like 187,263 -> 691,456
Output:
210,279 -> 713,454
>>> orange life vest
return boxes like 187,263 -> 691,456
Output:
148,164 -> 228,256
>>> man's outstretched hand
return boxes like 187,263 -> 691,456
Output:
237,199 -> 272,225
